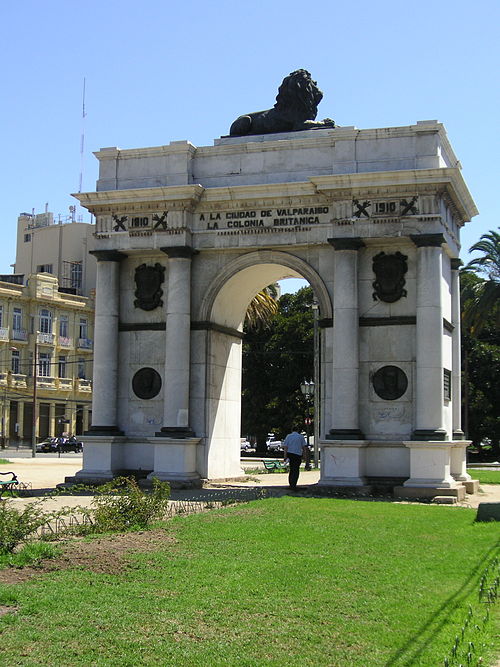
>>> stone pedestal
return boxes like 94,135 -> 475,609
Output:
450,442 -> 479,493
393,441 -> 465,499
318,441 -> 369,488
73,435 -> 126,482
147,437 -> 202,486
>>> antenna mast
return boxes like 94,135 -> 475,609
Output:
78,78 -> 86,193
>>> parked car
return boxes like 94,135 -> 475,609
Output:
36,437 -> 59,453
266,435 -> 283,455
240,438 -> 252,453
36,436 -> 83,454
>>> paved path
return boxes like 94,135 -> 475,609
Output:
1,455 -> 499,511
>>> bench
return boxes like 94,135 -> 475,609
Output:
0,472 -> 19,499
262,460 -> 289,473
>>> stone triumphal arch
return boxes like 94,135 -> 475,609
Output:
74,113 -> 478,499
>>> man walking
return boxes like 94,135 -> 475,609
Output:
283,426 -> 308,491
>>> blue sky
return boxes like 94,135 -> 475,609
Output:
1,0 -> 498,276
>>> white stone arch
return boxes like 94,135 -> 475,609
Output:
199,249 -> 332,329
196,250 -> 331,480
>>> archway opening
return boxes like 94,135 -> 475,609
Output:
202,254 -> 330,479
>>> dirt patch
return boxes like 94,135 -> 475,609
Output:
0,528 -> 177,585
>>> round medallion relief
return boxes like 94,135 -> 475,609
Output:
132,367 -> 162,400
372,365 -> 408,400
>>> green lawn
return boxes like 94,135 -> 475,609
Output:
470,468 -> 500,485
0,497 -> 499,666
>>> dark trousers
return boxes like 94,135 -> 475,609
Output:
288,452 -> 302,489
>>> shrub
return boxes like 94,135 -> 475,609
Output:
90,477 -> 171,532
0,500 -> 48,553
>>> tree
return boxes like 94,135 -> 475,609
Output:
462,229 -> 500,335
460,228 -> 500,458
242,287 -> 315,451
244,285 -> 279,332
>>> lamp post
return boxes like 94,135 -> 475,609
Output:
300,379 -> 314,469
31,337 -> 38,458
312,299 -> 320,469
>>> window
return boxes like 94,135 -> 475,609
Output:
71,262 -> 82,290
36,264 -> 53,274
11,350 -> 20,374
58,356 -> 66,378
13,308 -> 22,331
38,352 -> 51,377
24,233 -> 31,242
59,315 -> 69,338
0,305 -> 3,328
77,358 -> 86,379
79,318 -> 88,339
443,369 -> 451,401
39,309 -> 52,333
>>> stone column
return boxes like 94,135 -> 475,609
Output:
157,247 -> 196,437
327,238 -> 365,439
18,401 -> 24,444
410,234 -> 446,440
450,258 -> 464,439
83,406 -> 90,432
49,403 -> 55,437
86,250 -> 126,435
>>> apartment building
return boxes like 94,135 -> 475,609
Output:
0,273 -> 94,447
14,210 -> 96,297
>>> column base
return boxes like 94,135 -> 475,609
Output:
326,429 -> 365,440
148,436 -> 201,486
319,440 -> 367,487
85,425 -> 124,436
452,429 -> 465,440
394,485 -> 466,501
411,429 -> 447,441
156,426 -> 195,438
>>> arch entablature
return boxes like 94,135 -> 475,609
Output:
198,249 -> 333,330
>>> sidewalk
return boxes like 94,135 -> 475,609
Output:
1,456 -> 499,510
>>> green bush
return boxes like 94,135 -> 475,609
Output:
90,476 -> 171,532
0,500 -> 48,553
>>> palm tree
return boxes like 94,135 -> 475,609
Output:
244,285 -> 279,331
462,229 -> 500,335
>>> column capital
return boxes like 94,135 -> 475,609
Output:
160,246 -> 197,259
410,233 -> 445,248
328,237 -> 365,251
450,258 -> 462,270
90,250 -> 127,262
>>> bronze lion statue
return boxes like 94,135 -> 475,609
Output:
229,69 -> 335,137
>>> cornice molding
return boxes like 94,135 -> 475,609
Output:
89,250 -> 127,262
410,233 -> 445,248
160,246 -> 197,259
328,237 -> 365,251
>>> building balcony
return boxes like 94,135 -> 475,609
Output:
0,327 -> 9,341
12,329 -> 28,342
77,378 -> 92,392
77,338 -> 93,350
37,332 -> 55,345
11,373 -> 27,388
56,377 -> 73,391
0,372 -> 27,388
58,336 -> 73,348
35,375 -> 56,390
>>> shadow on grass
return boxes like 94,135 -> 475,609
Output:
385,536 -> 500,667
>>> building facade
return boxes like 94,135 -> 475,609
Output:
0,273 -> 94,447
14,211 -> 96,297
